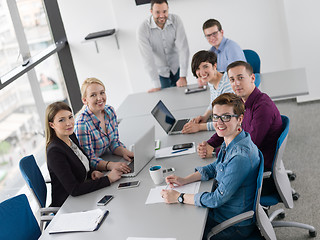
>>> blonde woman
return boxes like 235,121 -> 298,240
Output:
45,102 -> 122,207
75,78 -> 132,173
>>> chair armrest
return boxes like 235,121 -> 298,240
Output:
40,207 -> 60,214
207,210 -> 254,239
40,215 -> 54,222
263,171 -> 272,179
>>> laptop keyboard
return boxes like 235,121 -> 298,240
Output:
127,160 -> 134,172
172,119 -> 189,132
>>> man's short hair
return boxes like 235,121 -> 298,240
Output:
227,61 -> 254,76
202,19 -> 222,31
151,0 -> 168,9
191,50 -> 217,77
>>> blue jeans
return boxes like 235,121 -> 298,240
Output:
159,69 -> 180,89
202,217 -> 256,240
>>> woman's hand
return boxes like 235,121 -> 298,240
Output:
165,175 -> 186,188
192,115 -> 206,124
107,169 -> 122,183
91,170 -> 104,180
108,161 -> 131,173
122,148 -> 134,162
161,189 -> 180,204
197,141 -> 214,158
182,121 -> 201,134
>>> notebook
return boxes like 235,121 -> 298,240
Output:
49,209 -> 109,234
122,125 -> 155,178
151,100 -> 189,135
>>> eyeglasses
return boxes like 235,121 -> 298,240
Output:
205,31 -> 220,39
212,114 -> 239,122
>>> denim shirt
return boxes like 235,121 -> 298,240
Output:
194,130 -> 261,226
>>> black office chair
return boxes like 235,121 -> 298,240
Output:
260,115 -> 316,238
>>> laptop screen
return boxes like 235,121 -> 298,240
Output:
151,100 -> 176,134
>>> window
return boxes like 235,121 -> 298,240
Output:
0,0 -> 70,206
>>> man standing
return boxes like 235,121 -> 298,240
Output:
137,0 -> 189,93
198,61 -> 282,172
203,19 -> 246,73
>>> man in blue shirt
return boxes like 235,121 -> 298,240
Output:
203,19 -> 246,73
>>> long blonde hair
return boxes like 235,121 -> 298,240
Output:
77,77 -> 106,115
45,101 -> 72,148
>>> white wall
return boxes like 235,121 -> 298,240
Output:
57,0 -> 318,109
283,0 -> 320,102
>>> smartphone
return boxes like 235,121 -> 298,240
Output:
118,181 -> 140,189
172,143 -> 193,150
97,195 -> 113,206
185,85 -> 207,94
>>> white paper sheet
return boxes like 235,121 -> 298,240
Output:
145,181 -> 201,204
155,142 -> 196,159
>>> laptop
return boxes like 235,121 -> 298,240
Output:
122,125 -> 155,178
151,100 -> 190,135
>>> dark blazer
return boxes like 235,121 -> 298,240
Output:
47,133 -> 110,207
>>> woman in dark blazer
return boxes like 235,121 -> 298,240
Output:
45,101 -> 122,207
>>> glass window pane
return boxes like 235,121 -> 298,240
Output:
17,0 -> 53,55
0,1 -> 22,76
0,74 -> 45,202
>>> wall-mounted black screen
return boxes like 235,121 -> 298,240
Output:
135,0 -> 151,6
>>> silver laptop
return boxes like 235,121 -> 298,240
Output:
151,100 -> 190,135
122,125 -> 155,178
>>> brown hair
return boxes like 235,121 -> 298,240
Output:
211,93 -> 245,116
45,101 -> 72,148
227,61 -> 253,76
151,0 -> 168,9
202,19 -> 222,32
191,50 -> 217,77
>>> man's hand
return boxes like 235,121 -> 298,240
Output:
176,77 -> 187,87
148,87 -> 161,93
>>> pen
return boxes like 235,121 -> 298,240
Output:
171,148 -> 189,154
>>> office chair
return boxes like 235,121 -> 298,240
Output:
19,155 -> 59,230
260,115 -> 317,238
243,49 -> 261,88
207,151 -> 277,240
0,194 -> 41,240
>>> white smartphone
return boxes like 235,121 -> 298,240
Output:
118,181 -> 140,189
97,195 -> 113,206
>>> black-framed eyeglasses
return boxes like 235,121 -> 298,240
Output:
212,114 -> 239,122
205,31 -> 220,39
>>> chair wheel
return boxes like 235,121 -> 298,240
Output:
278,212 -> 285,219
292,192 -> 300,201
288,173 -> 296,181
309,230 -> 317,237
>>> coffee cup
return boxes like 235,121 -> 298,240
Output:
149,165 -> 165,185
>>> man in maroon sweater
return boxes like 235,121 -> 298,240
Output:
198,61 -> 282,171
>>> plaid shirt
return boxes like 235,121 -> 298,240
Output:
75,105 -> 124,168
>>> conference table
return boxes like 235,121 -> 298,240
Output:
39,89 -> 216,240
39,66 -> 309,239
117,68 -> 309,120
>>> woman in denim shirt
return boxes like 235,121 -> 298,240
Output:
162,93 -> 261,240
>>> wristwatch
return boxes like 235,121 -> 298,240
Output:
178,193 -> 185,204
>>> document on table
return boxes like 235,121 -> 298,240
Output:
49,209 -> 109,234
145,181 -> 201,204
155,142 -> 196,159
127,238 -> 176,240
